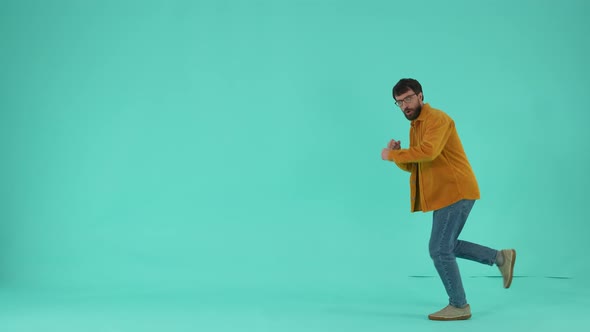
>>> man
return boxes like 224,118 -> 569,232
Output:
380,78 -> 516,321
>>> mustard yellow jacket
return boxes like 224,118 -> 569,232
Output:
386,103 -> 480,212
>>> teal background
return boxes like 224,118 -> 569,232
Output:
1,0 -> 589,330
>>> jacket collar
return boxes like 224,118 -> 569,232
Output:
411,103 -> 431,126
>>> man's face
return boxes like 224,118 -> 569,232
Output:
394,90 -> 423,121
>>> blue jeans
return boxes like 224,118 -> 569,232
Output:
429,199 -> 498,307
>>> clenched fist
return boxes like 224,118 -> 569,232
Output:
381,139 -> 401,161
388,139 -> 401,150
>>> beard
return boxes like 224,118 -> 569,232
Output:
403,104 -> 422,121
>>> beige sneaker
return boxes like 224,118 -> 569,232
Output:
498,249 -> 516,288
428,304 -> 471,321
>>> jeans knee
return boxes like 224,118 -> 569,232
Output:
429,244 -> 455,261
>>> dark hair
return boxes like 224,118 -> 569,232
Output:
392,78 -> 423,101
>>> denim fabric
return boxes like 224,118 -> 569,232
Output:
429,199 -> 498,307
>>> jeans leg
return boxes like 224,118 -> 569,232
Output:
455,240 -> 498,266
429,199 -> 474,307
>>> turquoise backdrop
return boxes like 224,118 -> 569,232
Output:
1,1 -> 589,326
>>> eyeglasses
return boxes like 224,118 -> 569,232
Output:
394,93 -> 416,107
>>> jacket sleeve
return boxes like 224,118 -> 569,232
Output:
388,116 -> 453,164
394,161 -> 413,173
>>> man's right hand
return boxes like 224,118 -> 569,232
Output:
388,139 -> 401,150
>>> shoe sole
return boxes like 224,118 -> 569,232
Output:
428,314 -> 472,321
504,249 -> 516,288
